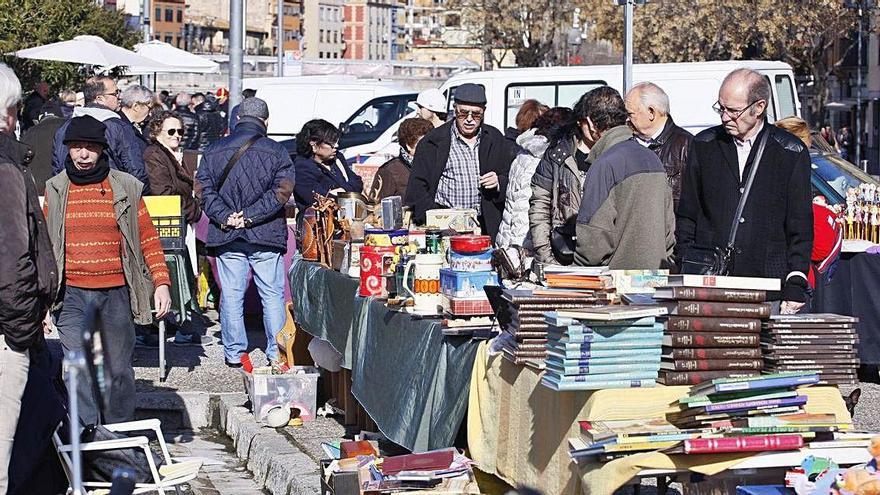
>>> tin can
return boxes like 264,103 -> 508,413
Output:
426,229 -> 443,254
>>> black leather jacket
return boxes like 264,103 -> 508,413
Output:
174,105 -> 201,151
648,117 -> 693,208
194,100 -> 227,151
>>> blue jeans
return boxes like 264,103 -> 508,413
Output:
216,241 -> 285,362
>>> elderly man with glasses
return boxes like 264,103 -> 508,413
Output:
118,85 -> 154,157
51,76 -> 151,192
676,68 -> 813,314
404,83 -> 517,241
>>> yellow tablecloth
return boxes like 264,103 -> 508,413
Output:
467,341 -> 852,495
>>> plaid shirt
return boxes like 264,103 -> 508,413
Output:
434,124 -> 482,214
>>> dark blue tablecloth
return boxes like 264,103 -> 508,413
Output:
288,257 -> 480,452
812,251 -> 880,365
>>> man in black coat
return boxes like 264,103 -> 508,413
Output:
675,68 -> 813,313
404,83 -> 516,241
624,82 -> 693,209
174,92 -> 201,151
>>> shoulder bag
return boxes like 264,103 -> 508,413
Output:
680,130 -> 769,275
217,134 -> 262,191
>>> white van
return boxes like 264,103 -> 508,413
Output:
439,60 -> 800,135
344,61 -> 799,166
249,79 -> 410,140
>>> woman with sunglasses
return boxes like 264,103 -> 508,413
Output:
143,111 -> 210,345
292,119 -> 363,215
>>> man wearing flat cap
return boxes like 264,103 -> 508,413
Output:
404,83 -> 517,241
44,114 -> 172,425
197,97 -> 295,368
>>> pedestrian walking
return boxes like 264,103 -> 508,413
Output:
118,84 -> 154,158
45,114 -> 171,425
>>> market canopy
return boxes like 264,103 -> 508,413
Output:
10,35 -> 166,68
126,40 -> 220,75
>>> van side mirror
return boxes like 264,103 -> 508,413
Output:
339,122 -> 350,135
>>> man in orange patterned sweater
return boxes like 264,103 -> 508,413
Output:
44,115 -> 171,425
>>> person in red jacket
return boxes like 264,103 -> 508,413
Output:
810,196 -> 843,289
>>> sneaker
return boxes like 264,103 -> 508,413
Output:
225,360 -> 243,369
170,332 -> 215,347
135,334 -> 160,348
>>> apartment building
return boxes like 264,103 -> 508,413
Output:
302,0 -> 345,59
343,0 -> 396,60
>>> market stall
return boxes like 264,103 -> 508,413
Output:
289,257 -> 480,452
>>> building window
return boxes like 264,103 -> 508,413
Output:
177,9 -> 182,23
154,7 -> 161,20
165,8 -> 173,22
165,34 -> 173,44
319,29 -> 324,43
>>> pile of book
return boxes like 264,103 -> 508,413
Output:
667,372 -> 829,430
321,442 -> 479,494
569,372 -> 855,463
540,305 -> 668,391
762,314 -> 860,385
491,288 -> 613,368
655,275 -> 780,386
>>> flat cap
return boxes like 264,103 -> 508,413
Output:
454,83 -> 486,106
238,97 -> 269,120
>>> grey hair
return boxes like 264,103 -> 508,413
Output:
723,68 -> 771,117
120,85 -> 154,108
631,82 -> 670,115
175,92 -> 191,107
0,63 -> 22,133
59,89 -> 77,104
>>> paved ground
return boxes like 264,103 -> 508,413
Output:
167,430 -> 267,495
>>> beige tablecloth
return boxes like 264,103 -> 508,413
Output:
466,341 -> 852,495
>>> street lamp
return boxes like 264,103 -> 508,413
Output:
615,0 -> 649,95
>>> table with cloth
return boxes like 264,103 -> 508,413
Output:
467,341 -> 854,495
288,257 -> 481,452
812,251 -> 880,367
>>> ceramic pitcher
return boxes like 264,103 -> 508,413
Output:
402,253 -> 445,315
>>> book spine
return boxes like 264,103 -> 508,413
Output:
660,370 -> 755,385
666,332 -> 760,348
666,359 -> 763,371
668,347 -> 762,359
544,370 -> 658,382
683,434 -> 804,454
542,378 -> 656,390
671,302 -> 772,318
549,362 -> 660,375
666,316 -> 762,333
703,395 -> 807,413
553,332 -> 664,344
670,287 -> 766,303
714,375 -> 820,392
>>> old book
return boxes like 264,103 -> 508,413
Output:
761,336 -> 860,345
664,347 -> 761,360
664,275 -> 780,291
340,440 -> 377,458
653,286 -> 766,303
675,434 -> 804,454
761,343 -> 855,352
765,352 -> 857,361
764,322 -> 856,329
664,316 -> 762,333
553,305 -> 667,321
663,332 -> 759,348
769,313 -> 858,324
661,301 -> 772,319
541,377 -> 656,391
661,359 -> 763,372
764,327 -> 857,335
659,370 -> 756,386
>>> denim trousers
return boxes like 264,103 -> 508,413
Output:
56,286 -> 136,426
216,241 -> 285,363
0,335 -> 29,494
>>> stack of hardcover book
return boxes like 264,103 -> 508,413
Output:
441,315 -> 496,339
762,314 -> 860,385
655,275 -> 780,386
492,288 -> 613,367
540,305 -> 668,391
541,265 -> 613,290
667,372 -> 830,430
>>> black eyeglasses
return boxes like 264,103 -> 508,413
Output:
712,100 -> 761,120
322,141 -> 339,150
166,128 -> 184,136
455,109 -> 484,121
102,90 -> 121,97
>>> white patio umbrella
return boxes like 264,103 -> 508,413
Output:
125,41 -> 219,75
10,35 -> 168,69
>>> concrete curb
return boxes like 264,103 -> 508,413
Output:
218,394 -> 322,495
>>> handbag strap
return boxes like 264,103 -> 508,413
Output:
217,134 -> 261,191
727,129 -> 769,248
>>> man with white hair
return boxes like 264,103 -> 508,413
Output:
118,84 -> 154,156
51,76 -> 151,192
0,63 -> 57,493
624,82 -> 693,207
676,68 -> 813,313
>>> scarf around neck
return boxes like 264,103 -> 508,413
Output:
65,153 -> 110,186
